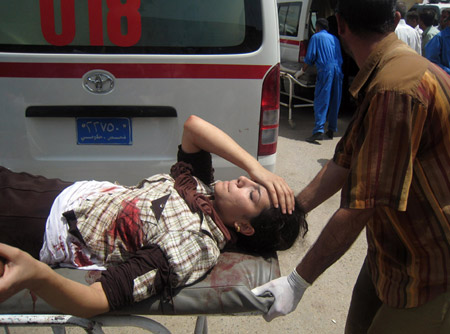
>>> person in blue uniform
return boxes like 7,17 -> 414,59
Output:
295,18 -> 343,143
425,14 -> 450,75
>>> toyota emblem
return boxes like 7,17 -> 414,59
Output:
82,70 -> 115,94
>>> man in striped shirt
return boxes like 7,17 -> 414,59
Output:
253,0 -> 450,332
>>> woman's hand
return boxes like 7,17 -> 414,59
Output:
248,166 -> 295,214
0,243 -> 44,303
0,243 -> 109,318
181,115 -> 295,214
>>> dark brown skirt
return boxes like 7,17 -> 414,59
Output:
0,166 -> 72,259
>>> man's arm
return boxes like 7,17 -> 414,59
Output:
294,63 -> 308,78
296,160 -> 359,282
252,160 -> 370,322
181,115 -> 294,214
253,207 -> 372,322
297,160 -> 349,213
295,33 -> 316,78
0,243 -> 109,318
296,207 -> 372,282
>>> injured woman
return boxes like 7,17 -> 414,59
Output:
0,115 -> 307,318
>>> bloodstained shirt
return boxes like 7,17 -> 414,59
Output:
40,148 -> 227,307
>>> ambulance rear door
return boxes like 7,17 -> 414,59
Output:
0,0 -> 280,185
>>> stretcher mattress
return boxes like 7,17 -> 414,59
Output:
0,250 -> 279,316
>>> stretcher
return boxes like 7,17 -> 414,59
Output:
0,250 -> 279,333
280,71 -> 315,128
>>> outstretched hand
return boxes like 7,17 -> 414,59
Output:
294,69 -> 305,79
0,243 -> 43,303
248,166 -> 295,214
251,270 -> 310,322
0,243 -> 110,318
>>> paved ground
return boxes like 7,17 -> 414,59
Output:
7,106 -> 367,334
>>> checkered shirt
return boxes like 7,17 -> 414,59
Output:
72,173 -> 227,292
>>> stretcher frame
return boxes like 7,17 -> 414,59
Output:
0,250 -> 279,334
280,71 -> 315,128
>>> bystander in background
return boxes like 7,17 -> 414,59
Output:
395,2 -> 421,54
425,12 -> 450,74
294,18 -> 343,144
439,8 -> 450,30
419,8 -> 440,56
406,10 -> 423,46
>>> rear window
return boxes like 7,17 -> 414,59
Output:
278,2 -> 302,37
0,0 -> 262,54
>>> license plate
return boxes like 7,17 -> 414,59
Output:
77,118 -> 132,145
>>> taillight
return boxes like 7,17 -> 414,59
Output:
258,64 -> 280,156
298,40 -> 307,63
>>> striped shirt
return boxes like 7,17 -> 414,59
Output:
334,33 -> 450,308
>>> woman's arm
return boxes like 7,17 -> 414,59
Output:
181,115 -> 294,213
0,243 -> 109,318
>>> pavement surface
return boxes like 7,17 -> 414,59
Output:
7,106 -> 368,334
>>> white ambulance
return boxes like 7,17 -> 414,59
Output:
277,0 -> 335,77
277,0 -> 358,113
0,0 -> 280,185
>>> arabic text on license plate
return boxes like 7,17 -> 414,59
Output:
77,118 -> 132,145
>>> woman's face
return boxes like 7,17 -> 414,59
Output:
213,176 -> 271,226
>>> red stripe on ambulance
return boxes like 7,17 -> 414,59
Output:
0,63 -> 271,79
279,38 -> 300,46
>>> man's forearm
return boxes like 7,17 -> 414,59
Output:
296,208 -> 373,283
297,160 -> 349,213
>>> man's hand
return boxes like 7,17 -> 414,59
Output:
248,166 -> 295,214
294,69 -> 305,79
251,269 -> 310,322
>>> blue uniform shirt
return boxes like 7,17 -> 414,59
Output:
304,30 -> 343,71
425,27 -> 450,75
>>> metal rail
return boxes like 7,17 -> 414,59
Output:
280,71 -> 315,128
0,314 -> 210,334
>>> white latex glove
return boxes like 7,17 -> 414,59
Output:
251,269 -> 310,322
294,69 -> 305,79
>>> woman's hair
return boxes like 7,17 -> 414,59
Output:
235,199 -> 307,253
336,0 -> 397,36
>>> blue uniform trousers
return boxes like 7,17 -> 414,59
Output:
313,64 -> 343,134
